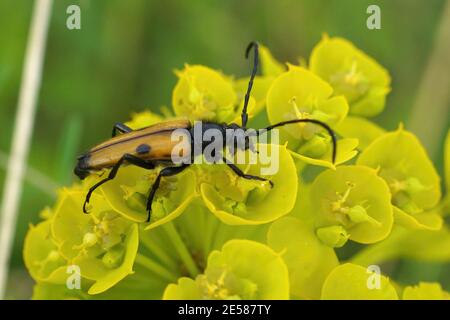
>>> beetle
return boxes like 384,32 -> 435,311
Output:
74,42 -> 337,222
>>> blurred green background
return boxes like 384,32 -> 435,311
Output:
0,0 -> 449,299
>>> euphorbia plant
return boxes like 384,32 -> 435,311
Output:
24,36 -> 450,300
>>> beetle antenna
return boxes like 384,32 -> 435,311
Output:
260,119 -> 337,164
241,41 -> 259,129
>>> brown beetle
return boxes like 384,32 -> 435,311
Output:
75,42 -> 337,222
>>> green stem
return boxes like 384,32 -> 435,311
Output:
140,232 -> 178,271
135,253 -> 178,282
124,272 -> 168,286
176,205 -> 205,255
350,228 -> 405,266
203,212 -> 219,260
211,222 -> 229,251
408,1 -> 450,159
163,222 -> 200,278
295,159 -> 307,174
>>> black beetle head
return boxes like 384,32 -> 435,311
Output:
74,154 -> 90,180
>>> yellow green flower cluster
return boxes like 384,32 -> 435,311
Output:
24,35 -> 450,300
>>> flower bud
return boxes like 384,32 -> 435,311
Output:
316,225 -> 349,248
122,186 -> 146,212
404,177 -> 427,195
83,232 -> 98,247
102,246 -> 125,269
297,135 -> 328,158
347,205 -> 381,227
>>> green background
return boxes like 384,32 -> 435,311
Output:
0,0 -> 449,299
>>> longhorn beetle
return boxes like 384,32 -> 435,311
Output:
74,42 -> 337,222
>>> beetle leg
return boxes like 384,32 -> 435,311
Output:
111,122 -> 132,137
83,154 -> 155,213
146,164 -> 190,222
222,156 -> 273,187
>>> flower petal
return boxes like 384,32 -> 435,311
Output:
163,240 -> 290,299
87,224 -> 139,294
310,165 -> 393,244
200,144 -> 298,225
321,263 -> 398,300
357,127 -> 441,217
172,65 -> 238,123
403,282 -> 450,300
310,35 -> 391,117
393,206 -> 443,231
99,165 -> 196,227
267,217 -> 338,299
336,116 -> 385,150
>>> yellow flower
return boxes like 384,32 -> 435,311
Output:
310,35 -> 391,117
321,263 -> 398,300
